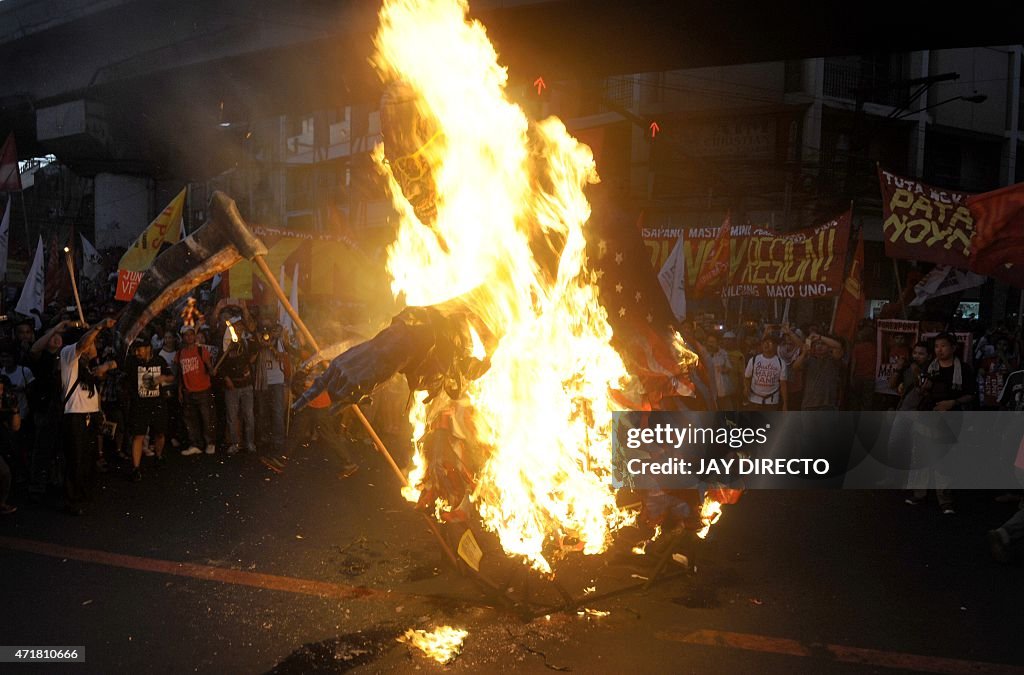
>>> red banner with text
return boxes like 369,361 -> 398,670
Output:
878,166 -> 974,267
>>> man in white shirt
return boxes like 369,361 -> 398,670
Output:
704,333 -> 734,410
744,334 -> 788,411
60,318 -> 117,515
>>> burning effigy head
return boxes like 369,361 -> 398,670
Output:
298,0 -> 722,575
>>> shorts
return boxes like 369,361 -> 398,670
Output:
127,400 -> 168,437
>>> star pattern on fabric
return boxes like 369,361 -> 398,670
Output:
618,307 -> 626,317
614,252 -> 624,265
615,283 -> 623,294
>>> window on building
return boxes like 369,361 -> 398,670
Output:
823,54 -> 907,106
784,60 -> 803,93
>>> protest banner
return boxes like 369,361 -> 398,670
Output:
721,210 -> 851,299
641,221 -> 758,286
878,166 -> 974,267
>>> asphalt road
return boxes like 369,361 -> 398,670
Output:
2,435 -> 1022,674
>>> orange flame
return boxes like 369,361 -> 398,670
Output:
374,0 -> 635,573
399,626 -> 468,664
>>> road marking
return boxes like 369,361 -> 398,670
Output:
0,535 -> 389,602
657,629 -> 1024,675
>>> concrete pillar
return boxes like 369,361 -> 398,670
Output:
908,51 -> 930,178
1001,46 -> 1021,186
94,173 -> 153,250
801,58 -> 825,167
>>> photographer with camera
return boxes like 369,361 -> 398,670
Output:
59,318 -> 118,515
253,317 -> 289,459
124,337 -> 174,481
216,316 -> 256,454
0,341 -> 33,481
0,374 -> 22,515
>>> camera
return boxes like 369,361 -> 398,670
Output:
1,391 -> 18,411
100,419 -> 118,439
258,323 -> 281,345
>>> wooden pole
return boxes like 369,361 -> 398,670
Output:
252,254 -> 460,568
18,192 -> 30,246
892,258 -> 907,319
63,247 -> 87,325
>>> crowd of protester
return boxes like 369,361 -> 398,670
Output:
0,290 -> 400,520
686,314 -> 1024,562
0,293 -> 1021,563
684,316 -> 1024,414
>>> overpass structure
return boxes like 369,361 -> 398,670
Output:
0,0 -> 1021,245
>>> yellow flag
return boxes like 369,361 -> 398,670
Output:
115,188 -> 185,301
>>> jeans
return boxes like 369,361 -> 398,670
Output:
224,386 -> 255,449
907,422 -> 953,506
29,409 -> 61,494
256,384 -> 286,454
289,407 -> 354,466
184,388 -> 217,447
0,454 -> 10,505
63,412 -> 99,508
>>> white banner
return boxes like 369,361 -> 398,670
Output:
657,234 -> 687,321
0,197 -> 9,279
15,237 -> 45,328
909,265 -> 986,307
80,234 -> 105,280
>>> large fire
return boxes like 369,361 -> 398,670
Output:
372,0 -> 635,573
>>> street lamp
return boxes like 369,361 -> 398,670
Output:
892,94 -> 988,120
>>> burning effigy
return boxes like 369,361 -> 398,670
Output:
294,0 -> 733,581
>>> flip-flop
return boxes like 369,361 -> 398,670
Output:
260,454 -> 284,475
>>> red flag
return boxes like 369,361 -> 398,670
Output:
0,133 -> 22,192
967,181 -> 1024,252
967,181 -> 1024,288
832,232 -> 865,342
694,213 -> 731,296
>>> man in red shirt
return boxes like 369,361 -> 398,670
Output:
176,326 -> 217,456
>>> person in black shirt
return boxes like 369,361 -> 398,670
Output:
907,333 -> 976,514
215,322 -> 256,454
27,320 -> 74,502
0,374 -> 22,515
125,338 -> 174,481
917,333 -> 977,412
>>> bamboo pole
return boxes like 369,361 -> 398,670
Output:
893,258 -> 907,320
252,254 -> 460,568
63,246 -> 87,325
